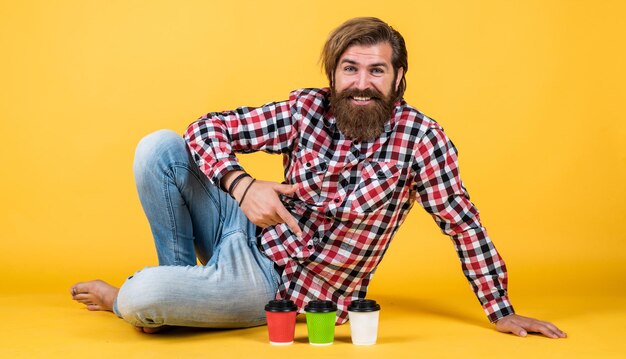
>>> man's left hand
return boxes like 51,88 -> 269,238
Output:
495,314 -> 567,339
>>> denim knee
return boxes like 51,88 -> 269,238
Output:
134,129 -> 185,168
133,129 -> 188,184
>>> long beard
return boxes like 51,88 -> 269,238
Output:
331,87 -> 396,142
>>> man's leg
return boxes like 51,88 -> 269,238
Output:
71,130 -> 279,329
133,129 -> 227,266
115,230 -> 279,329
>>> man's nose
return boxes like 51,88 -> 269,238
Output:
354,72 -> 370,90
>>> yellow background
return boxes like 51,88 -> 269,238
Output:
1,0 -> 624,357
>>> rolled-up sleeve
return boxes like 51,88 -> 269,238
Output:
184,97 -> 297,185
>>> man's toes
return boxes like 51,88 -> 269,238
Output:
142,327 -> 165,334
73,282 -> 92,293
134,326 -> 167,334
74,293 -> 95,303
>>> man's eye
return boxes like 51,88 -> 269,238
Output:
371,68 -> 384,74
344,66 -> 356,72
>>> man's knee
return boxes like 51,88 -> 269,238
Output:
133,129 -> 187,180
134,129 -> 183,164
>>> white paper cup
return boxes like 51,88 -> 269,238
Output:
347,299 -> 381,345
348,311 -> 379,345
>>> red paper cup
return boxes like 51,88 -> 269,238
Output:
265,300 -> 298,345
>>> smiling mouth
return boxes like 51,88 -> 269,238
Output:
351,96 -> 373,104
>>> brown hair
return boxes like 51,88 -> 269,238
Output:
321,17 -> 408,100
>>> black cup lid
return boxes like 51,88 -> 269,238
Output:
265,299 -> 298,312
348,299 -> 380,312
304,300 -> 337,313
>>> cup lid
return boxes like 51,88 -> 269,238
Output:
304,300 -> 337,313
265,299 -> 298,312
348,299 -> 380,312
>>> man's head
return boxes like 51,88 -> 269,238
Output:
321,17 -> 408,141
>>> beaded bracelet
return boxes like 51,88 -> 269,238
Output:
227,172 -> 251,198
239,179 -> 256,207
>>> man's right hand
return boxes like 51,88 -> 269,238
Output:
223,172 -> 302,237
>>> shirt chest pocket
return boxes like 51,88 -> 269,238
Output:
293,150 -> 328,204
348,161 -> 403,213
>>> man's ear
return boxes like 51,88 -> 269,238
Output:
395,67 -> 404,91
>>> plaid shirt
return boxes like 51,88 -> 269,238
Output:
184,88 -> 514,324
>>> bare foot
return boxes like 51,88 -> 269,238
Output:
70,280 -> 119,312
71,280 -> 169,334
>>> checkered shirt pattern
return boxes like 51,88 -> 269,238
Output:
184,88 -> 514,324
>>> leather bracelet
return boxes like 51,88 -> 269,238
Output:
227,172 -> 251,198
239,179 -> 256,207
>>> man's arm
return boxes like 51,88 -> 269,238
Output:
184,99 -> 297,185
184,97 -> 302,236
413,126 -> 565,338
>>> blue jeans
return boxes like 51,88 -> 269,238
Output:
114,130 -> 280,328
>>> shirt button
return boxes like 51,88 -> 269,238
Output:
307,244 -> 313,249
334,198 -> 340,203
306,162 -> 311,167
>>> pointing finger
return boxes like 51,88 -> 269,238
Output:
274,183 -> 299,195
275,204 -> 302,237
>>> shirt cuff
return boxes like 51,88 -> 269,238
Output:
209,158 -> 245,188
484,296 -> 515,323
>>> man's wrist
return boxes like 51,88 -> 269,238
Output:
493,312 -> 515,324
227,173 -> 251,197
232,176 -> 255,202
485,296 -> 515,323
221,170 -> 246,193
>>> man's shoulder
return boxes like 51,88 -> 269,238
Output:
395,101 -> 442,133
288,88 -> 330,105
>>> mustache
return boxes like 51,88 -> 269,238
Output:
335,88 -> 385,101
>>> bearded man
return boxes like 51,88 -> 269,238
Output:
71,17 -> 566,339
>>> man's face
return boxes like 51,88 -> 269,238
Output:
331,42 -> 404,141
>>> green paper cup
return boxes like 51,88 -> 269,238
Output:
304,300 -> 337,346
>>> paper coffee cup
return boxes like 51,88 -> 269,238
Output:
304,300 -> 337,346
348,299 -> 381,345
265,299 -> 298,345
